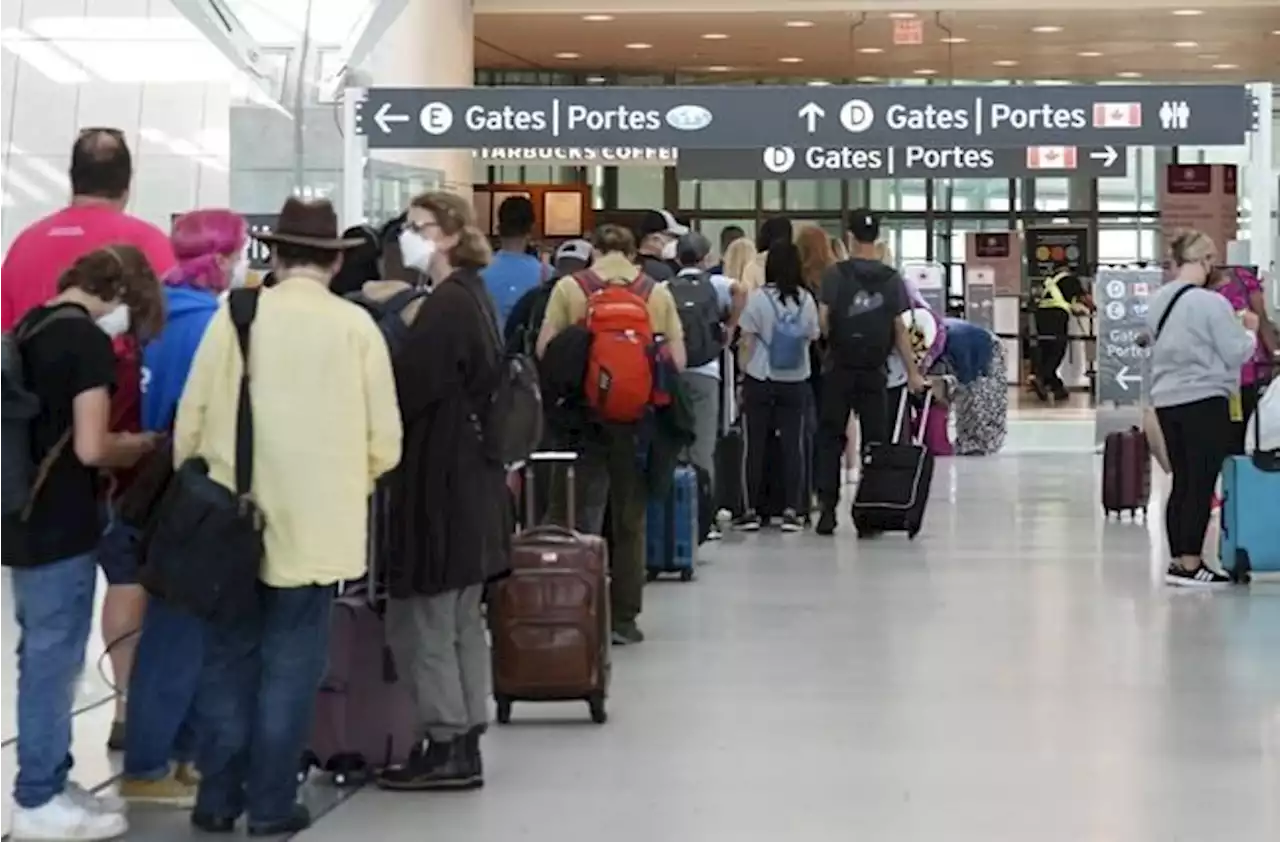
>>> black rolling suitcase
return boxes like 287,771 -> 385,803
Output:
851,390 -> 935,539
713,347 -> 745,519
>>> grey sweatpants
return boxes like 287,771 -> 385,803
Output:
387,585 -> 489,742
679,370 -> 720,487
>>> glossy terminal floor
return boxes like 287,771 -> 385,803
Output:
3,413 -> 1278,841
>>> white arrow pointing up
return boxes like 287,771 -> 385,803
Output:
798,102 -> 826,134
1114,365 -> 1142,391
1089,145 -> 1119,168
373,101 -> 410,134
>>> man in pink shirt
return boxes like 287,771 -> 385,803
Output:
1,127 -> 177,752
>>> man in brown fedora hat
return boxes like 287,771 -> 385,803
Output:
173,197 -> 402,835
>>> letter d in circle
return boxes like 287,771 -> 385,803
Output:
763,146 -> 796,174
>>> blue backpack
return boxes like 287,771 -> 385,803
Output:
764,290 -> 808,372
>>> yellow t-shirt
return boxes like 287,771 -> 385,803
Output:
541,252 -> 684,343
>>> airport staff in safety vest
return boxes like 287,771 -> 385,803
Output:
1033,267 -> 1093,402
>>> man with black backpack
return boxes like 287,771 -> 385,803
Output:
671,232 -> 741,540
814,210 -> 927,536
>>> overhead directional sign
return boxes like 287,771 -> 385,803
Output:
355,85 -> 1253,150
678,144 -> 1127,180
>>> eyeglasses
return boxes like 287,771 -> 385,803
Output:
404,219 -> 441,235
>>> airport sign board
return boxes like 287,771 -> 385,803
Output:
678,144 -> 1127,179
355,85 -> 1253,150
1095,268 -> 1161,407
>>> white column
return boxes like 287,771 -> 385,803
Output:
363,0 -> 474,195
1245,83 -> 1276,316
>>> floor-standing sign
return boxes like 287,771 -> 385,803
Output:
1095,267 -> 1161,442
902,262 -> 947,315
964,266 -> 996,331
966,231 -> 1024,384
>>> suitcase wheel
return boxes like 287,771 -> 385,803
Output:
646,569 -> 661,582
588,691 -> 607,724
679,568 -> 694,583
1229,549 -> 1253,585
328,754 -> 369,788
297,753 -> 316,784
495,694 -> 513,725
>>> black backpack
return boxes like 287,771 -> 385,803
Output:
345,286 -> 428,355
669,271 -> 724,368
826,260 -> 900,371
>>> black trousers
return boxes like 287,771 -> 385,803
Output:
1156,396 -> 1232,558
815,367 -> 890,507
1035,333 -> 1069,394
742,377 -> 807,515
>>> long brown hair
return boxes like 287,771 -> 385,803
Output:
56,245 -> 165,340
410,192 -> 491,270
795,225 -> 836,292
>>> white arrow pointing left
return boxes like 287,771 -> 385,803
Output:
1089,145 -> 1119,168
374,101 -> 409,134
1114,365 -> 1142,391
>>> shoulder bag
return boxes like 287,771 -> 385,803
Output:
140,289 -> 265,625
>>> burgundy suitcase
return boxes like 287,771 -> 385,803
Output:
302,484 -> 417,786
1102,426 -> 1151,519
490,452 -> 611,724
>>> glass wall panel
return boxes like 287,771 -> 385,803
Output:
1034,178 -> 1070,211
786,180 -> 842,211
617,166 -> 664,209
699,180 -> 754,211
761,181 -> 783,212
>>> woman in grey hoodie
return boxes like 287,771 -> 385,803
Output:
1146,230 -> 1259,587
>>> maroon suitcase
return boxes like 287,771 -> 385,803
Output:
302,484 -> 417,786
1102,426 -> 1150,519
490,452 -> 611,724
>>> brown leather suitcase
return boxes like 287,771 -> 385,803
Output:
490,452 -> 611,724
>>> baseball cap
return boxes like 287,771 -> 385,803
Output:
554,238 -> 593,266
847,208 -> 881,244
676,231 -> 712,266
636,209 -> 689,241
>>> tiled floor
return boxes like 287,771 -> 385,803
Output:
3,419 -> 1278,841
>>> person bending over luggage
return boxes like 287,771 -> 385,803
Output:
1147,230 -> 1257,588
536,224 -> 686,646
1032,264 -> 1092,402
377,192 -> 511,792
672,231 -> 743,539
4,246 -> 165,842
814,210 -> 927,536
119,208 -> 248,807
734,241 -> 820,532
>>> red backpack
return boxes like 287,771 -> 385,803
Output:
575,270 -> 657,423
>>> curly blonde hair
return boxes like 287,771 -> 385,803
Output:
410,192 -> 491,270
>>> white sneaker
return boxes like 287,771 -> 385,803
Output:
10,793 -> 128,840
65,782 -> 127,814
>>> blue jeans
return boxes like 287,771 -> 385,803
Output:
11,553 -> 97,808
193,584 -> 332,825
123,597 -> 205,779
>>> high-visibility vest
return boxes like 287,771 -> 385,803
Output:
1038,271 -> 1073,312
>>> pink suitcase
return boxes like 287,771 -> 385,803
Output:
301,485 -> 417,786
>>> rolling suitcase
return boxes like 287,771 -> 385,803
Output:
851,390 -> 935,539
1219,408 -> 1280,582
303,482 -> 417,786
1101,426 -> 1150,519
490,452 -> 610,724
713,348 -> 745,518
646,464 -> 698,581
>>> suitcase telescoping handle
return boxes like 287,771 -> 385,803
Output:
524,450 -> 578,531
893,388 -> 933,447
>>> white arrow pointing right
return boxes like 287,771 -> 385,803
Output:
1089,145 -> 1119,168
374,101 -> 410,134
798,102 -> 826,134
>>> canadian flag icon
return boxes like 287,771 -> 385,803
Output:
1026,146 -> 1079,169
1092,102 -> 1142,128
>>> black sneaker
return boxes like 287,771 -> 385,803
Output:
780,509 -> 803,533
375,738 -> 481,791
732,511 -> 762,532
248,804 -> 311,837
611,623 -> 645,646
1165,563 -> 1231,588
815,507 -> 837,536
461,727 -> 485,788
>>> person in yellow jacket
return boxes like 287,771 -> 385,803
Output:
1033,266 -> 1092,401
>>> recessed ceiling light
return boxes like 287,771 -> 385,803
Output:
1173,41 -> 1198,48
857,46 -> 884,54
554,52 -> 580,59
940,37 -> 969,44
1212,63 -> 1239,70
1171,9 -> 1203,15
581,14 -> 613,22
1197,53 -> 1219,60
1272,29 -> 1280,35
779,56 -> 804,64
888,12 -> 918,19
585,75 -> 606,83
785,20 -> 815,28
706,65 -> 732,72
625,42 -> 652,50
914,68 -> 938,75
857,75 -> 881,83
1117,70 -> 1143,78
701,33 -> 729,40
807,79 -> 831,86
1031,26 -> 1063,33
993,59 -> 1019,67
1077,50 -> 1103,57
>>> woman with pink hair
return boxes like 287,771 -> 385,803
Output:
116,208 -> 247,805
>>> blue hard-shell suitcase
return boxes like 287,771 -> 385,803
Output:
1219,447 -> 1280,583
646,465 -> 699,581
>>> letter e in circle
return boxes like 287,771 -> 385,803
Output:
839,99 -> 875,134
420,102 -> 454,136
763,146 -> 796,174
